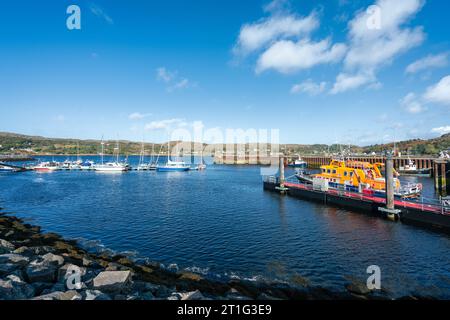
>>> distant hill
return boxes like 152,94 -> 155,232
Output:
0,131 -> 448,156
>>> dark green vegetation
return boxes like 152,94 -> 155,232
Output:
0,131 -> 448,156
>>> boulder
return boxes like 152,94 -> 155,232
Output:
141,291 -> 155,300
178,290 -> 205,300
83,289 -> 111,300
41,253 -> 64,266
25,261 -> 57,283
0,263 -> 21,276
0,275 -> 35,300
0,239 -> 15,254
33,289 -> 82,301
92,271 -> 132,293
0,254 -> 30,267
345,281 -> 371,296
58,263 -> 87,282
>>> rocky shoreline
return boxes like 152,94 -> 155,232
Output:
0,210 -> 432,301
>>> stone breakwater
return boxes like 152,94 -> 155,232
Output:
0,210 -> 432,301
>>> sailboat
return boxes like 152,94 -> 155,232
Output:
95,138 -> 129,172
148,143 -> 157,170
192,144 -> 206,170
156,140 -> 190,172
137,139 -> 151,171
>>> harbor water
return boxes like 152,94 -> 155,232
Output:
0,156 -> 449,298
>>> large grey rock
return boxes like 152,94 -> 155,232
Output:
83,289 -> 111,300
92,271 -> 132,293
0,239 -> 15,254
141,291 -> 155,300
41,253 -> 64,266
0,254 -> 30,266
32,290 -> 81,301
0,275 -> 35,300
25,260 -> 57,283
0,263 -> 20,276
58,263 -> 86,282
178,290 -> 205,300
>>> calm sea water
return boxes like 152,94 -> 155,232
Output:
1,156 -> 449,298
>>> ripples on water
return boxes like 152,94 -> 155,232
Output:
0,156 -> 449,298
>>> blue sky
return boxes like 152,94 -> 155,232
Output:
0,0 -> 449,145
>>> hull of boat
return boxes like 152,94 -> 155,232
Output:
398,168 -> 432,176
289,163 -> 307,168
95,167 -> 128,172
156,167 -> 190,172
34,167 -> 59,172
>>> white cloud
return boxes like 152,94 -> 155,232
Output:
234,12 -> 319,55
156,68 -> 195,92
145,118 -> 188,131
167,79 -> 191,92
431,126 -> 450,135
423,75 -> 450,105
400,92 -> 425,114
128,112 -> 152,120
406,53 -> 449,74
332,0 -> 425,93
89,3 -> 114,25
291,79 -> 327,95
256,39 -> 347,74
156,67 -> 174,83
330,72 -> 375,94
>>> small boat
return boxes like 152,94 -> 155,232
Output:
32,161 -> 61,172
95,162 -> 129,172
80,161 -> 95,170
94,138 -> 129,172
191,149 -> 207,171
0,164 -> 24,173
398,158 -> 431,176
156,140 -> 190,172
157,159 -> 190,172
288,158 -> 307,168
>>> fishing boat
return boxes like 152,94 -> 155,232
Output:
95,138 -> 129,172
296,159 -> 422,198
288,158 -> 307,169
156,141 -> 190,172
32,161 -> 61,172
398,157 -> 431,176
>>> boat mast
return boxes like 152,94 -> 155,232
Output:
101,136 -> 104,165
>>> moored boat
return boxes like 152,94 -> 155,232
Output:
296,159 -> 422,198
288,158 -> 307,169
94,138 -> 129,172
0,164 -> 25,172
157,159 -> 190,172
32,161 -> 61,172
398,158 -> 432,176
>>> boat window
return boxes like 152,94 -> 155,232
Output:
344,171 -> 348,176
332,170 -> 336,174
327,169 -> 331,174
